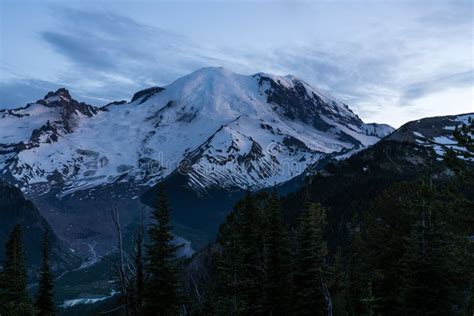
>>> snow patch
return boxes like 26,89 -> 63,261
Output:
62,290 -> 117,308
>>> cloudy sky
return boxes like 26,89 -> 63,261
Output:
0,0 -> 472,127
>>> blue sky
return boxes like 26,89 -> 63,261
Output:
0,0 -> 472,127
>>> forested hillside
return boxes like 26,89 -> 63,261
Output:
181,117 -> 474,315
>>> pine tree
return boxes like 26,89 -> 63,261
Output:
360,281 -> 378,316
365,180 -> 471,314
330,248 -> 349,316
400,194 -> 462,314
262,191 -> 291,315
35,231 -> 55,316
237,192 -> 262,314
346,224 -> 369,316
143,185 -> 183,315
133,215 -> 145,313
213,192 -> 290,315
292,203 -> 329,315
214,210 -> 245,315
365,183 -> 417,314
0,224 -> 34,315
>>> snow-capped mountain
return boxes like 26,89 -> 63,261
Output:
0,67 -> 393,196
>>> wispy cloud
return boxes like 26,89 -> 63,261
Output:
418,0 -> 473,27
400,71 -> 474,106
37,9 -> 223,101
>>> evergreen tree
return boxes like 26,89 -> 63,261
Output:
213,192 -> 291,315
0,224 -> 34,315
360,281 -> 378,316
214,209 -> 245,315
445,119 -> 474,313
464,286 -> 474,315
262,191 -> 291,315
365,179 -> 471,314
236,193 -> 262,314
213,193 -> 263,315
292,203 -> 329,315
133,218 -> 145,313
452,120 -> 474,156
330,248 -> 348,316
346,224 -> 369,316
400,193 -> 463,314
35,231 -> 55,316
445,120 -> 473,175
143,185 -> 183,315
365,183 -> 417,314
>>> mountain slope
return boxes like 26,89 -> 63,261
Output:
0,181 -> 79,278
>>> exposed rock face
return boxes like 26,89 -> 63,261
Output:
131,86 -> 165,103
